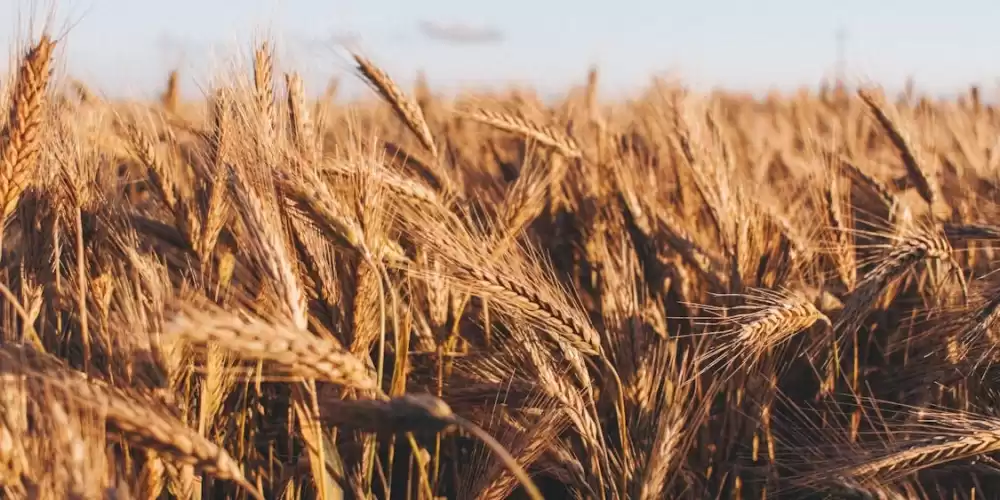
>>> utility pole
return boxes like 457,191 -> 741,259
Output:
835,26 -> 847,85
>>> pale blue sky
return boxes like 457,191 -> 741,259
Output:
1,0 -> 998,99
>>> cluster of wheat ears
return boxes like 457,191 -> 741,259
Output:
3,29 -> 1000,500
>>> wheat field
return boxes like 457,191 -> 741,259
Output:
2,30 -> 1000,499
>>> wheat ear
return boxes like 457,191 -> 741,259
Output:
161,70 -> 178,113
352,53 -> 439,158
164,307 -> 379,391
858,89 -> 939,209
253,42 -> 275,137
0,35 -> 55,222
459,107 -> 582,159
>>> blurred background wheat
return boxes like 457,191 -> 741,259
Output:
1,2 -> 1000,500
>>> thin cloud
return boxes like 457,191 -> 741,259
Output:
292,30 -> 363,51
153,33 -> 209,58
417,21 -> 504,45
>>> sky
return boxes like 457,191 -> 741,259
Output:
1,0 -> 998,100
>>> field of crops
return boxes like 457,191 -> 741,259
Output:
2,31 -> 1000,499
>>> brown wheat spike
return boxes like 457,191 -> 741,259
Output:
350,261 -> 383,355
822,221 -> 964,395
70,79 -> 97,105
313,77 -> 338,138
284,72 -> 314,159
666,97 -> 730,251
225,165 -> 310,326
698,288 -> 830,376
352,53 -> 439,158
193,89 -> 232,262
0,345 -> 261,499
276,169 -> 370,257
379,139 -> 459,198
835,221 -> 960,338
136,452 -> 166,500
443,262 -> 598,397
161,70 -> 179,113
321,393 -> 455,433
456,264 -> 600,357
398,204 -> 601,388
632,340 -> 706,500
616,174 -> 726,291
253,42 -> 275,136
94,386 -> 260,500
413,69 -> 431,111
505,325 -> 603,449
858,89 -> 939,209
321,160 -> 443,209
953,278 -> 1000,367
323,76 -> 339,102
845,410 -> 1000,484
944,222 -> 1000,241
824,166 -> 857,289
836,156 -> 898,211
164,306 -> 379,391
472,405 -> 570,500
121,120 -> 179,213
0,35 -> 56,221
209,88 -> 231,170
459,107 -> 583,159
504,327 -> 614,487
585,65 -> 599,122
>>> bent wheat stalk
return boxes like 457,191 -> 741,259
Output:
323,394 -> 545,500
